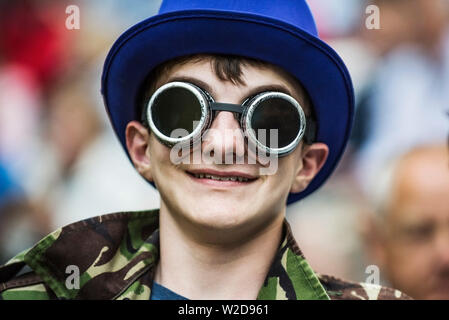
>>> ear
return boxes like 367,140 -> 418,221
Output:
125,121 -> 153,181
290,142 -> 329,193
360,210 -> 389,271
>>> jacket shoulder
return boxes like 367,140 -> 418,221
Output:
1,209 -> 159,300
0,251 -> 56,300
318,274 -> 412,300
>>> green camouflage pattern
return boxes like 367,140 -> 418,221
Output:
0,209 -> 411,300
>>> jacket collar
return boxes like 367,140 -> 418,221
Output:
23,209 -> 329,300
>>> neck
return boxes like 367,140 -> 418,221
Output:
154,202 -> 285,300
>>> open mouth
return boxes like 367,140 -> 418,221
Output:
186,170 -> 258,185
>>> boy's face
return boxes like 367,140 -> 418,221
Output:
126,58 -> 328,240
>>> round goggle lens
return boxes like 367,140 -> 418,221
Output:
151,86 -> 202,138
251,97 -> 300,149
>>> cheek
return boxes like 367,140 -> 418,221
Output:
275,153 -> 303,183
263,157 -> 300,197
148,137 -> 173,178
385,241 -> 431,278
272,162 -> 292,182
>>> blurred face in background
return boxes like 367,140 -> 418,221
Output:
371,146 -> 449,299
47,80 -> 101,171
361,0 -> 449,56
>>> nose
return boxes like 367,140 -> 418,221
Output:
202,111 -> 246,164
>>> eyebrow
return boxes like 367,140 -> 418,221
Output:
165,75 -> 293,103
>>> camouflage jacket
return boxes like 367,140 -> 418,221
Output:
0,209 -> 411,300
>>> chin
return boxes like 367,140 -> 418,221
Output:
190,206 -> 250,230
169,190 -> 280,233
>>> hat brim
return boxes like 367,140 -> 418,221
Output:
101,10 -> 354,204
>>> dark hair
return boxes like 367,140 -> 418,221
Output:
140,54 -> 312,107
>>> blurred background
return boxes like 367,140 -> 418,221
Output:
0,0 -> 448,299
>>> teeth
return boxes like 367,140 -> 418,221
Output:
193,173 -> 249,182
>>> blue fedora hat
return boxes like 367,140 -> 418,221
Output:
101,0 -> 354,204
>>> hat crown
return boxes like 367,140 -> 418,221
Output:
159,0 -> 318,37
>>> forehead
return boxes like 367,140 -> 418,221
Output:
168,57 -> 287,80
389,148 -> 449,221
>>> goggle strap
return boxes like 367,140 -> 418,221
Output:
210,102 -> 244,114
141,103 -> 149,127
304,118 -> 317,144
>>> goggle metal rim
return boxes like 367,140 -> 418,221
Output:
147,82 -> 307,156
243,91 -> 306,156
147,81 -> 209,147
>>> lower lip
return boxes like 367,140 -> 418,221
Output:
186,173 -> 257,187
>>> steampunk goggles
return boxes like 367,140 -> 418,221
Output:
143,81 -> 316,157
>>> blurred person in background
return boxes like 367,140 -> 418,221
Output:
0,0 -> 74,213
285,0 -> 378,283
0,162 -> 52,264
287,185 -> 368,283
362,144 -> 449,300
0,0 -> 66,183
353,0 -> 449,193
0,0 -> 160,233
0,0 -> 71,261
32,71 -> 159,229
288,0 -> 449,285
